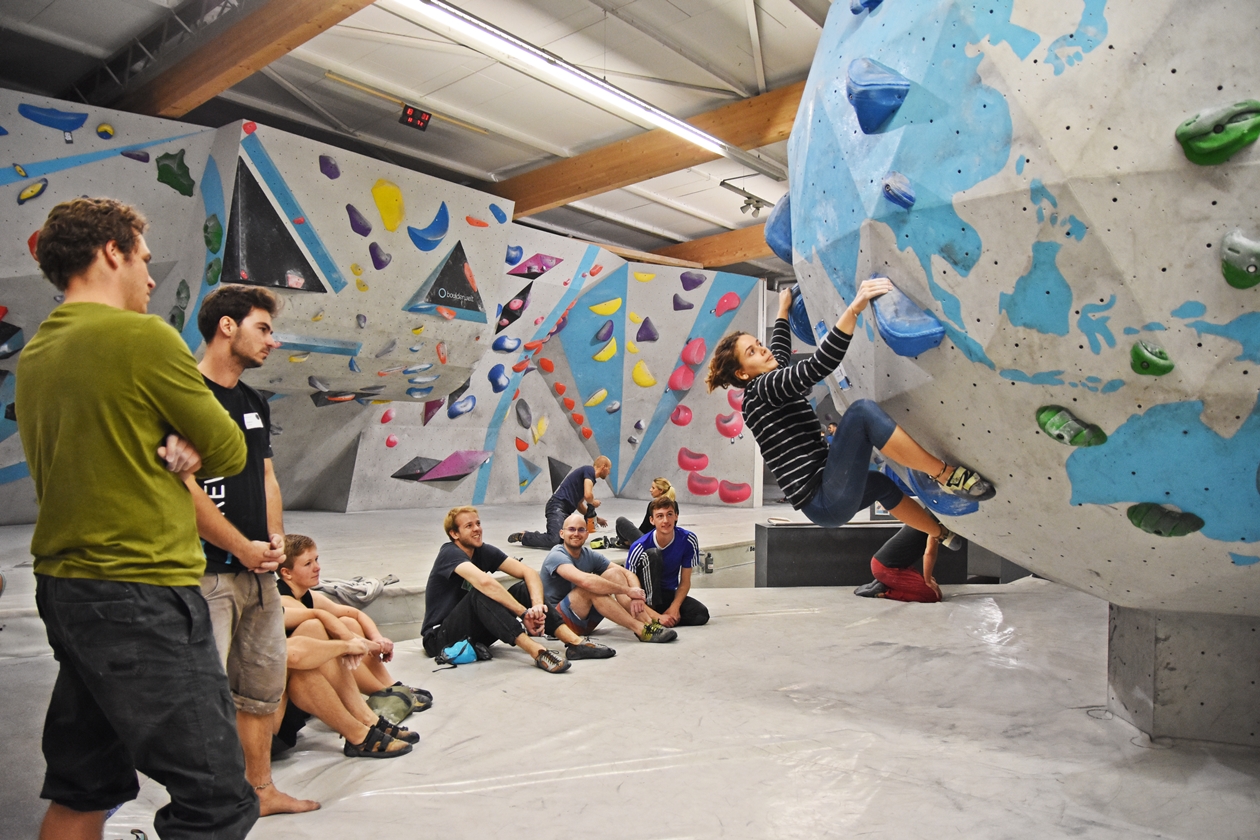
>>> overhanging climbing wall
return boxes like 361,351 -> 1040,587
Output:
786,0 -> 1260,616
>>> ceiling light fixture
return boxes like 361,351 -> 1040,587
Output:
378,0 -> 786,180
720,176 -> 775,218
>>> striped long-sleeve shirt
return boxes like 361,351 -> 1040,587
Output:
742,318 -> 852,508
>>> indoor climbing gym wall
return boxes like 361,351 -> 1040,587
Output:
345,224 -> 764,511
780,0 -> 1260,742
0,91 -> 220,524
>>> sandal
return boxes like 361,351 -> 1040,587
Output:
343,726 -> 412,758
373,715 -> 420,744
934,464 -> 996,501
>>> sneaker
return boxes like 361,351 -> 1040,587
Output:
937,465 -> 996,501
938,525 -> 963,551
566,640 -> 616,660
638,620 -> 678,643
587,536 -> 608,550
507,532 -> 524,545
534,649 -> 571,673
854,580 -> 888,598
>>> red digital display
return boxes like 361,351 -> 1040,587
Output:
399,105 -> 431,131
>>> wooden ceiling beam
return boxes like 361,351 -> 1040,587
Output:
492,80 -> 804,218
651,223 -> 772,268
116,0 -> 376,118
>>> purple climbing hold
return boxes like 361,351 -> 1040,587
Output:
320,155 -> 340,179
447,394 -> 476,419
673,294 -> 694,311
634,419 -> 645,431
636,317 -> 660,342
595,319 -> 615,342
488,364 -> 510,393
680,271 -> 707,291
356,313 -> 367,329
423,399 -> 444,425
121,149 -> 150,162
346,204 -> 372,236
369,242 -> 391,270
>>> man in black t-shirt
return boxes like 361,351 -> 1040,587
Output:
187,286 -> 318,815
510,456 -> 611,549
423,506 -> 571,673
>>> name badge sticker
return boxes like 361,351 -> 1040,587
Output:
244,412 -> 264,430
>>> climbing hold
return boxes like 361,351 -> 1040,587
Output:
870,282 -> 945,357
385,434 -> 399,448
289,352 -> 310,362
606,401 -> 621,414
422,399 -> 445,424
436,342 -> 448,364
18,104 -> 87,136
447,395 -> 476,418
554,383 -> 567,395
589,297 -> 622,316
488,364 -> 510,393
203,215 -> 223,253
204,258 -> 221,286
374,339 -> 397,358
168,307 -> 184,332
466,215 -> 489,227
436,306 -> 456,320
788,286 -> 816,346
728,388 -> 744,411
673,294 -> 694,311
719,481 -> 752,504
346,204 -> 372,237
404,363 -> 432,374
628,435 -> 639,445
846,58 -> 910,134
351,264 -> 364,276
881,172 -> 915,209
634,419 -> 645,431
511,360 -> 529,373
308,375 -> 330,392
850,0 -> 883,12
1222,229 -> 1260,289
631,360 -> 656,387
490,204 -> 508,224
636,318 -> 659,342
356,313 -> 367,329
407,202 -> 450,251
369,242 -> 391,270
95,123 -> 114,139
506,244 -> 523,265
1175,100 -> 1260,166
680,271 -> 707,292
678,447 -> 709,472
156,150 -> 195,196
585,388 -> 607,406
371,179 -> 405,231
627,340 -> 638,354
17,178 -> 48,205
688,471 -> 719,496
1036,405 -> 1107,447
355,276 -> 369,292
13,164 -> 26,178
581,427 -> 593,439
680,337 -> 707,367
407,386 -> 434,398
515,437 -> 529,452
538,358 -> 555,373
571,412 -> 585,425
532,416 -> 548,443
670,405 -> 692,426
628,312 -> 643,324
593,338 -> 617,361
1127,503 -> 1205,537
716,411 -> 744,438
595,320 -> 615,342
242,122 -> 256,134
381,408 -> 395,423
348,357 -> 360,373
633,272 -> 655,282
516,400 -> 533,429
175,279 -> 191,309
121,149 -> 149,162
493,335 -> 521,353
1130,340 -> 1174,376
668,366 -> 695,391
714,292 -> 741,318
764,195 -> 792,263
319,155 -> 340,179
524,339 -> 547,352
562,397 -> 576,411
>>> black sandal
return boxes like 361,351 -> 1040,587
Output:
374,715 -> 420,744
343,726 -> 412,758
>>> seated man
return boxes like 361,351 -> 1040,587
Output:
423,506 -> 575,673
853,526 -> 943,603
626,497 -> 710,628
511,456 -> 610,549
542,512 -> 678,644
280,534 -> 431,717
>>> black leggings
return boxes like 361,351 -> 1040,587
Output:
422,584 -> 528,656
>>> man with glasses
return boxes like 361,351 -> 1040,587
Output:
540,512 -> 678,645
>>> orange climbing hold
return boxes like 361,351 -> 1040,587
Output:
538,357 -> 555,373
571,412 -> 585,425
515,437 -> 529,451
436,342 -> 448,364
464,262 -> 478,291
466,215 -> 489,227
524,340 -> 546,352
554,383 -> 566,394
436,306 -> 456,320
512,360 -> 529,372
581,427 -> 593,439
563,397 -> 576,411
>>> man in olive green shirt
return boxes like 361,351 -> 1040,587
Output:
18,198 -> 254,840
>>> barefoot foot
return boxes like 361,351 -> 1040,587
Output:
256,783 -> 320,816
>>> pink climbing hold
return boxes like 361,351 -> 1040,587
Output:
243,121 -> 257,134
716,411 -> 744,438
385,434 -> 398,448
680,337 -> 706,367
509,298 -> 524,310
718,480 -> 752,504
381,408 -> 396,424
727,388 -> 744,411
668,366 -> 694,391
715,291 -> 742,317
687,471 -> 719,496
670,405 -> 693,426
678,447 -> 709,472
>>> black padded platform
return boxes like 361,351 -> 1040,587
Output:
754,522 -> 968,587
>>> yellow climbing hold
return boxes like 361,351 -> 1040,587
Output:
631,360 -> 656,387
628,311 -> 643,324
411,325 -> 425,335
371,179 -> 405,231
633,272 -> 655,282
593,337 -> 617,361
626,340 -> 638,354
584,388 -> 608,407
532,416 -> 548,444
588,297 -> 622,316
311,310 -> 324,322
13,164 -> 26,177
350,263 -> 363,276
356,276 -> 369,292
289,352 -> 310,362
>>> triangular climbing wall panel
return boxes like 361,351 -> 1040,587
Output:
222,159 -> 327,293
401,240 -> 487,323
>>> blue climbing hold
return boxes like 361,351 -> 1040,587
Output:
447,394 -> 476,418
492,335 -> 521,353
349,357 -> 360,373
407,386 -> 434,398
18,104 -> 87,134
881,172 -> 915,209
845,58 -> 910,134
788,286 -> 816,347
407,202 -> 449,251
763,194 -> 792,263
850,0 -> 883,12
505,244 -> 523,265
489,203 -> 508,224
870,281 -> 944,357
488,364 -> 510,393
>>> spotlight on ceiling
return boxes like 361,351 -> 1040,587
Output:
722,177 -> 775,219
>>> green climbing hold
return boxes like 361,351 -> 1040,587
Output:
1036,405 -> 1107,447
204,257 -> 222,286
168,306 -> 185,332
1130,339 -> 1174,376
1175,100 -> 1260,166
1126,503 -> 1204,537
203,214 -> 223,254
175,279 -> 191,309
1222,229 -> 1260,289
155,149 -> 195,196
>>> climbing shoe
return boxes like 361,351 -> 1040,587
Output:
373,716 -> 420,744
534,649 -> 571,673
587,536 -> 609,550
507,532 -> 524,545
343,727 -> 411,759
854,580 -> 888,598
565,640 -> 616,660
1036,406 -> 1108,447
936,465 -> 996,500
937,525 -> 963,551
638,620 -> 678,643
1130,341 -> 1174,376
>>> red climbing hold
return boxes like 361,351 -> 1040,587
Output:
581,427 -> 593,439
466,216 -> 489,227
381,408 -> 396,424
292,217 -> 305,225
27,230 -> 39,260
554,383 -> 566,395
515,437 -> 529,451
571,412 -> 585,425
538,357 -> 555,372
385,434 -> 398,448
463,262 -> 478,291
590,264 -> 603,276
563,397 -> 576,411
687,471 -> 719,495
677,447 -> 709,472
718,480 -> 751,504
243,121 -> 257,134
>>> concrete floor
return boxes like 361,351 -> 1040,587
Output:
2,504 -> 1259,839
